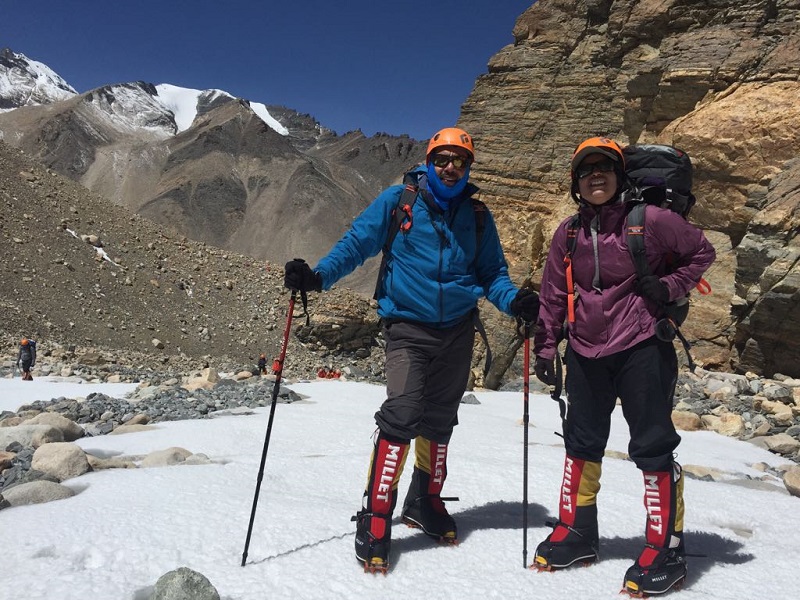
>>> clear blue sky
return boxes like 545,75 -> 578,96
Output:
2,0 -> 534,140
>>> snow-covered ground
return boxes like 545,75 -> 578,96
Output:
0,377 -> 796,599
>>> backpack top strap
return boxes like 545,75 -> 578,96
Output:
373,172 -> 421,299
625,202 -> 649,279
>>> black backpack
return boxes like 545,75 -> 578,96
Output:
623,144 -> 696,217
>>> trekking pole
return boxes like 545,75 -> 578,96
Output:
522,321 -> 531,569
241,290 -> 297,566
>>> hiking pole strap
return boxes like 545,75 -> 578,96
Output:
242,291 -> 297,566
674,327 -> 697,372
551,351 -> 568,437
473,309 -> 493,377
296,290 -> 310,326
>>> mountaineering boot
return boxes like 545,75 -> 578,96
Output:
353,431 -> 409,573
533,455 -> 601,570
401,437 -> 458,543
622,463 -> 687,597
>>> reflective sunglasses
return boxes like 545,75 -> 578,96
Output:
431,153 -> 470,169
575,158 -> 616,179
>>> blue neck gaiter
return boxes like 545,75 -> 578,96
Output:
426,162 -> 470,210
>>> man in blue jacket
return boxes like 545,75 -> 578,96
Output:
284,127 -> 539,573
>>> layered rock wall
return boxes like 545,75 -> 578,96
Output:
461,0 -> 800,378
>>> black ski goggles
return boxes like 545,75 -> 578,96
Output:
430,153 -> 471,169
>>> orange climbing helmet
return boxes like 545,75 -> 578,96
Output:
426,127 -> 475,161
20,338 -> 29,346
570,136 -> 625,179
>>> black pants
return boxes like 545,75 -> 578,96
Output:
375,318 -> 475,444
564,336 -> 680,472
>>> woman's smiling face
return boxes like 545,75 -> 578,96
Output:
577,154 -> 618,205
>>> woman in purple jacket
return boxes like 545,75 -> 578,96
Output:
531,137 -> 715,596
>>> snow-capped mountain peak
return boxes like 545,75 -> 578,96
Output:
0,48 -> 77,111
155,83 -> 289,135
0,48 -> 288,136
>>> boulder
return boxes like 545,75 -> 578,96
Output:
140,447 -> 193,468
1,480 -> 75,506
671,410 -> 703,432
26,413 -> 84,441
783,466 -> 800,498
749,433 -> 800,456
31,442 -> 91,480
153,567 -> 220,600
0,424 -> 63,449
700,413 -> 745,437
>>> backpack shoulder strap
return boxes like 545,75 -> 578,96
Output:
471,198 -> 487,250
563,214 -> 581,324
625,202 -> 649,279
565,213 -> 580,257
466,199 -> 491,377
626,201 -> 702,370
383,172 -> 420,253
373,172 -> 420,299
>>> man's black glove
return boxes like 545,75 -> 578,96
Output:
534,356 -> 556,386
510,288 -> 540,323
636,275 -> 669,305
284,258 -> 322,292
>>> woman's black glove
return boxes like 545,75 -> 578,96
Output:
534,356 -> 556,386
284,258 -> 322,292
510,288 -> 540,323
636,275 -> 669,305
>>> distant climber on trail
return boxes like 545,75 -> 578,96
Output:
283,126 -> 540,574
257,353 -> 267,375
17,337 -> 37,381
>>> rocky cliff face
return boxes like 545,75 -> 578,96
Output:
460,0 -> 800,379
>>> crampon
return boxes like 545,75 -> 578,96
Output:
619,575 -> 686,598
530,519 -> 599,572
529,553 -> 596,572
620,544 -> 687,597
402,516 -> 459,545
360,556 -> 389,575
